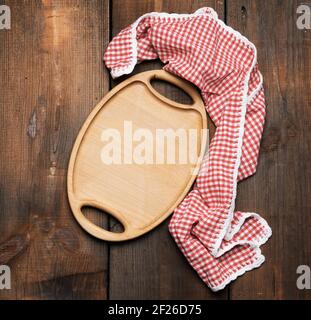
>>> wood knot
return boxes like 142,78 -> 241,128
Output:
52,227 -> 80,252
49,161 -> 57,176
0,234 -> 30,265
241,6 -> 247,18
261,127 -> 281,152
27,111 -> 37,139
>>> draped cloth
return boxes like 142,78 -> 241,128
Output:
104,7 -> 272,291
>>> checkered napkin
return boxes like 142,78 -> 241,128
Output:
104,7 -> 272,291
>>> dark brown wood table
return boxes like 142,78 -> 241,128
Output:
0,0 -> 310,300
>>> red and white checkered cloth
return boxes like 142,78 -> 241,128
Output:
104,7 -> 272,291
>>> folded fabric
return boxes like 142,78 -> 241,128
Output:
104,7 -> 272,291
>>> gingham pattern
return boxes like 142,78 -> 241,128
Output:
104,7 -> 272,291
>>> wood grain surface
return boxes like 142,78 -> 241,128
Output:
0,0 -> 110,299
0,0 -> 310,300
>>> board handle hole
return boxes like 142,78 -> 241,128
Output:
81,206 -> 125,233
150,79 -> 193,105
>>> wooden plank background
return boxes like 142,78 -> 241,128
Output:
0,0 -> 310,300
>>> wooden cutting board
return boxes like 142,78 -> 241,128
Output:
67,70 -> 207,241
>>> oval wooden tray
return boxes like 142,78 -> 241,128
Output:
67,70 -> 207,241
